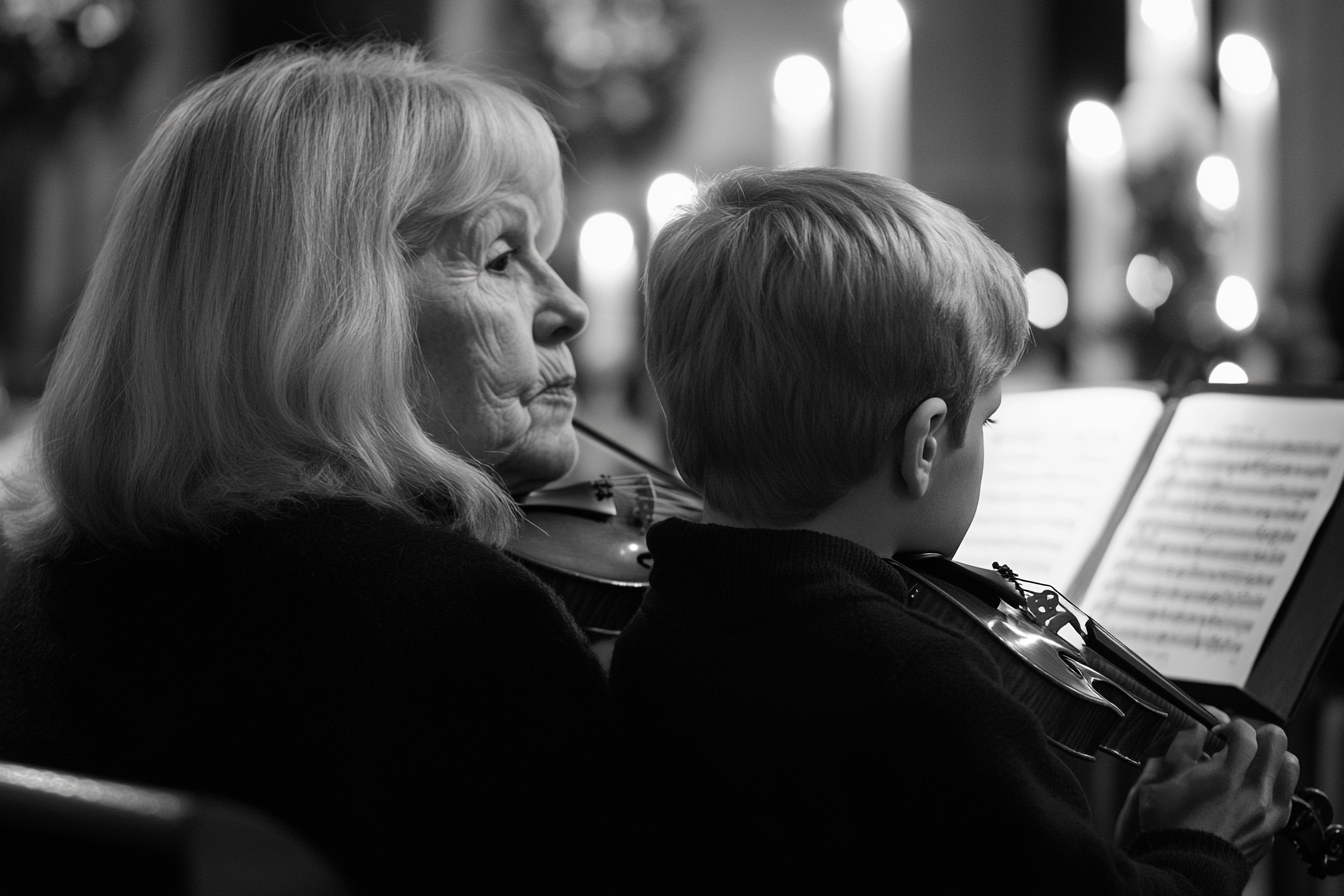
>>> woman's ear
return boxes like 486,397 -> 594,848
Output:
899,397 -> 948,499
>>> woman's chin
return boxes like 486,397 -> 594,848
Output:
498,430 -> 580,498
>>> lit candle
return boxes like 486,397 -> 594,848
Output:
576,212 -> 638,383
1119,0 -> 1216,172
1218,34 -> 1278,304
1127,0 -> 1205,83
839,0 -> 910,179
772,55 -> 833,167
1067,101 -> 1133,381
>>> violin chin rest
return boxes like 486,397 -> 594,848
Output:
893,553 -> 1021,609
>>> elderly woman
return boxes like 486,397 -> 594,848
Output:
0,44 -> 620,892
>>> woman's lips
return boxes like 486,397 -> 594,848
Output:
529,376 -> 577,404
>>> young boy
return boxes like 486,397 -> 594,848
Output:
612,167 -> 1297,893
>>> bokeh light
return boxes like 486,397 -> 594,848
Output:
1125,254 -> 1174,310
1196,155 -> 1239,211
77,3 -> 126,48
1140,0 -> 1196,39
1215,275 -> 1258,331
579,212 -> 636,269
842,0 -> 910,54
1024,268 -> 1068,329
646,173 -> 697,235
1218,34 -> 1274,95
1208,360 -> 1250,384
773,55 -> 831,116
1068,101 -> 1123,159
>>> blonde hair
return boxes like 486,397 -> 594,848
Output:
645,166 -> 1030,525
4,43 -> 564,557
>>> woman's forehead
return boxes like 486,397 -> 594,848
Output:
465,176 -> 564,252
509,160 -> 565,250
515,138 -> 564,240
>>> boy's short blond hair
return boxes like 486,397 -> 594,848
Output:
645,166 -> 1030,524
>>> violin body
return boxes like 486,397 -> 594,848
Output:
510,473 -> 702,634
893,553 -> 1185,765
893,551 -> 1343,878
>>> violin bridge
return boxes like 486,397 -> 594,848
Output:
992,563 -> 1086,648
608,474 -> 657,533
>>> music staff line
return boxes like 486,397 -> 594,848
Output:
1120,537 -> 1287,567
1170,435 -> 1342,458
1102,626 -> 1245,656
1150,478 -> 1321,502
1100,577 -> 1266,610
1143,494 -> 1309,522
1129,517 -> 1298,545
1090,602 -> 1255,634
1164,457 -> 1332,480
1121,559 -> 1276,588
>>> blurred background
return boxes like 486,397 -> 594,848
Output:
3,0 -> 1344,465
2,2 -> 1344,892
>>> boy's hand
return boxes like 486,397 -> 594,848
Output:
1114,716 -> 1299,864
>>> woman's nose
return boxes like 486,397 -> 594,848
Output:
534,268 -> 589,346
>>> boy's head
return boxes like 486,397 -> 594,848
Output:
644,166 -> 1030,526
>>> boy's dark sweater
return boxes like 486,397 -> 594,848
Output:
0,497 -> 622,894
611,518 -> 1251,894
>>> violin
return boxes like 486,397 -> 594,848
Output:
893,552 -> 1343,878
509,420 -> 702,634
510,419 -> 1342,877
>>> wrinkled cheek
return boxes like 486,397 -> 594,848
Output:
445,397 -> 531,466
495,412 -> 579,494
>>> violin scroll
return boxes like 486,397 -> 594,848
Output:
1283,787 -> 1344,878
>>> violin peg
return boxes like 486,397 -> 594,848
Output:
1297,787 -> 1335,827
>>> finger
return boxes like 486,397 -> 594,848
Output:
1162,723 -> 1212,772
1245,724 -> 1288,789
1203,705 -> 1232,725
1210,718 -> 1259,778
1272,750 -> 1301,809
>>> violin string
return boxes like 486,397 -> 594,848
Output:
573,418 -> 688,491
601,474 -> 704,519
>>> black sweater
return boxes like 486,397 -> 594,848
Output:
610,518 -> 1251,894
0,498 -> 623,893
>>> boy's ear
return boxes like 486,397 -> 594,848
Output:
899,397 -> 948,499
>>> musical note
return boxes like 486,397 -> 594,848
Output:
1082,394 -> 1344,687
957,387 -> 1166,590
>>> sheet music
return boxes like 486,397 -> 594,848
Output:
1080,393 -> 1344,688
955,387 -> 1165,592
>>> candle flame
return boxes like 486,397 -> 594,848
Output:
1219,34 -> 1274,95
1140,0 -> 1196,40
1067,101 -> 1123,159
1024,268 -> 1068,329
773,55 -> 832,116
580,213 -> 635,270
647,173 -> 697,234
842,0 -> 910,54
1215,275 -> 1258,331
1196,156 -> 1239,211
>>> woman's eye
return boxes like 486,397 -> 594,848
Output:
485,249 -> 515,274
984,416 -> 998,427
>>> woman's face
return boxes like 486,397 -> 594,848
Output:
409,177 -> 588,497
